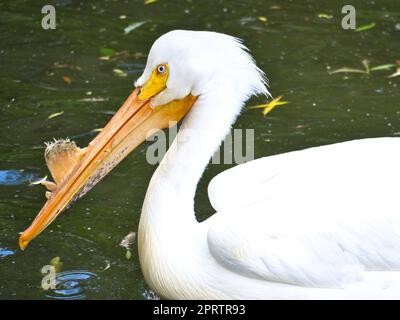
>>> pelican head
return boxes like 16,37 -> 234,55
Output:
19,30 -> 269,250
136,30 -> 269,106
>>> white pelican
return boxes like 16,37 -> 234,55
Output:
19,30 -> 400,299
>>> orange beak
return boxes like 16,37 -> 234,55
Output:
19,88 -> 197,250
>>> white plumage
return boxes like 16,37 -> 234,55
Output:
136,30 -> 400,299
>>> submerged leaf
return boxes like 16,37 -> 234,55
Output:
99,48 -> 115,57
328,67 -> 367,75
47,111 -> 64,119
388,68 -> 400,78
317,13 -> 333,19
78,97 -> 107,102
370,64 -> 396,72
29,175 -> 48,186
62,75 -> 72,84
113,68 -> 128,77
103,260 -> 111,271
330,60 -> 396,76
362,59 -> 370,74
355,22 -> 376,32
124,21 -> 147,34
52,62 -> 81,71
144,0 -> 157,4
99,50 -> 146,62
258,16 -> 268,22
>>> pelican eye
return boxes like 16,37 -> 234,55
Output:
157,65 -> 166,75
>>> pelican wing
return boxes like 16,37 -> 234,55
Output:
207,138 -> 400,287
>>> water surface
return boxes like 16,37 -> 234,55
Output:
0,0 -> 399,299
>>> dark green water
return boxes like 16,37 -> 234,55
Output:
0,0 -> 399,299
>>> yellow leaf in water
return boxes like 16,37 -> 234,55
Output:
248,96 -> 289,116
258,16 -> 268,22
48,111 -> 64,119
144,0 -> 157,4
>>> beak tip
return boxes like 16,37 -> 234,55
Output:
18,234 -> 29,251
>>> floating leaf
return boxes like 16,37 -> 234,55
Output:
248,96 -> 289,116
98,56 -> 110,61
99,47 -> 115,57
329,67 -> 367,75
318,13 -> 333,19
125,250 -> 132,260
144,0 -> 157,4
50,256 -> 63,273
361,59 -> 370,74
330,60 -> 396,76
113,68 -> 128,77
62,75 -> 71,84
29,175 -> 48,186
78,97 -> 106,102
103,260 -> 111,271
47,111 -> 64,119
124,21 -> 147,34
258,16 -> 268,22
355,22 -> 376,32
370,64 -> 396,72
388,68 -> 400,78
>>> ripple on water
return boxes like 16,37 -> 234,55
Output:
46,270 -> 99,300
0,247 -> 15,258
0,170 -> 35,186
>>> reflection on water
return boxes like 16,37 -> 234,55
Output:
45,270 -> 99,300
0,247 -> 15,258
142,289 -> 160,300
0,170 -> 35,186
